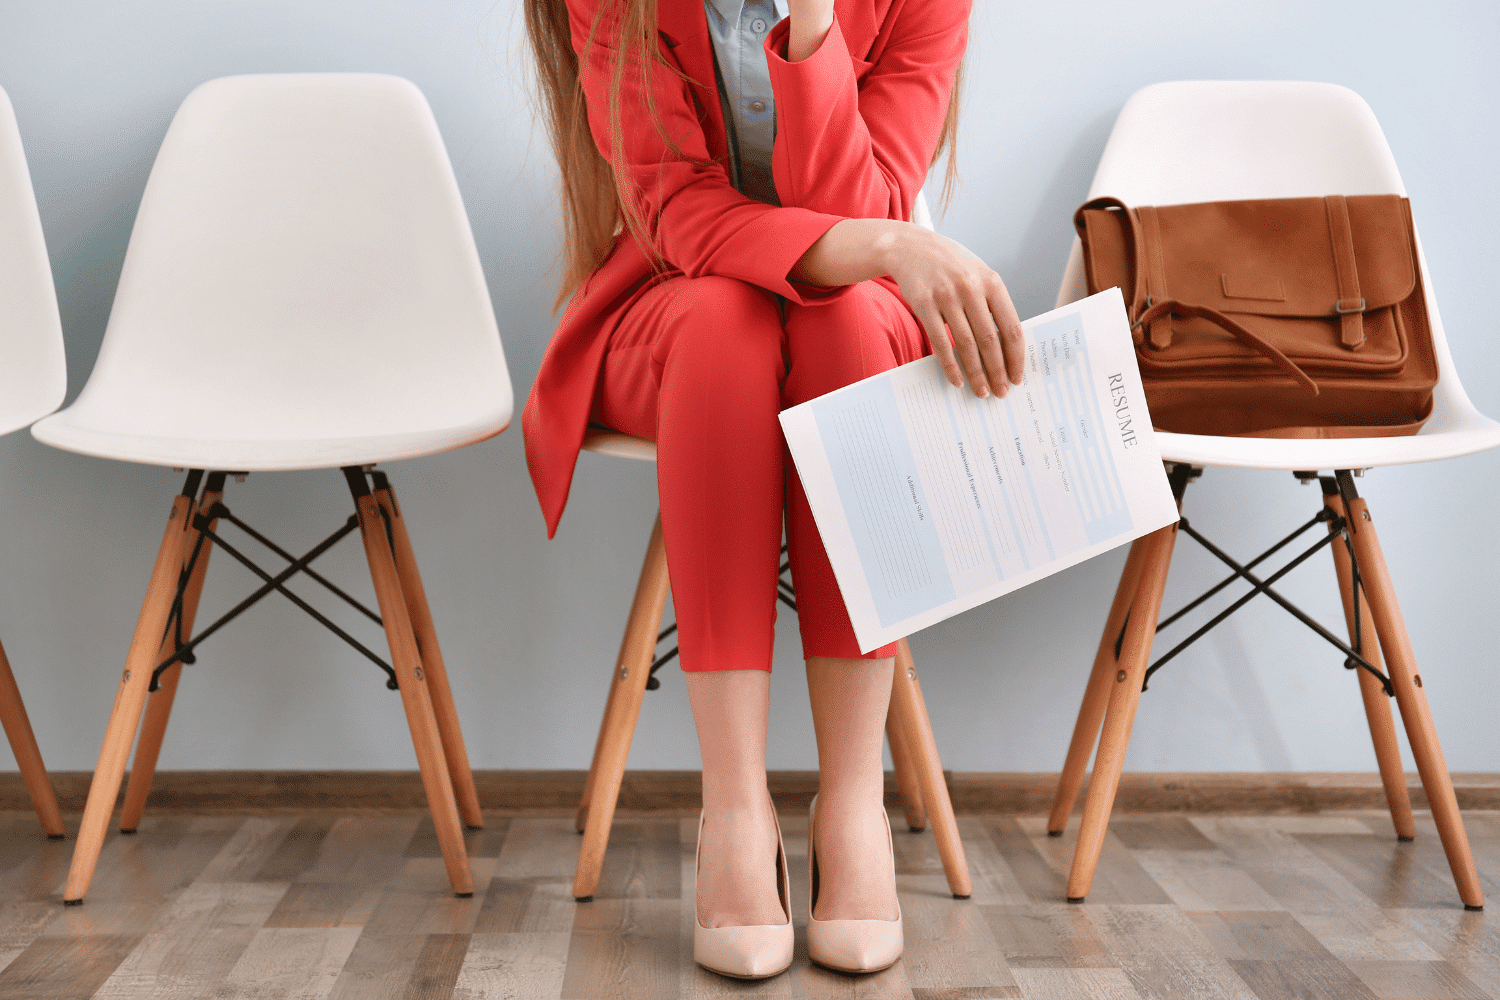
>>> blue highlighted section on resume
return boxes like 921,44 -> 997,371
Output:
811,378 -> 956,628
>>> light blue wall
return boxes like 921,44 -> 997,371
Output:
0,0 -> 1496,776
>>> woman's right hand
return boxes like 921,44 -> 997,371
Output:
791,218 -> 1026,399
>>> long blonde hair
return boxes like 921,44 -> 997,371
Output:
525,0 -> 964,310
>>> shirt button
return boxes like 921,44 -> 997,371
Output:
749,99 -> 767,113
751,17 -> 767,32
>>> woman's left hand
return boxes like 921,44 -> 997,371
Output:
791,218 -> 1025,399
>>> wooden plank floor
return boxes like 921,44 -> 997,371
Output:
0,808 -> 1495,999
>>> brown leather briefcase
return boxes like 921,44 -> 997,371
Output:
1074,194 -> 1439,438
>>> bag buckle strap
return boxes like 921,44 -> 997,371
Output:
1138,206 -> 1173,349
1325,196 -> 1366,350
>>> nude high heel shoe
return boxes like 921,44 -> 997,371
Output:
806,794 -> 904,974
692,806 -> 794,979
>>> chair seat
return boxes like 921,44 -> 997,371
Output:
31,409 -> 509,472
0,402 -> 58,441
1154,411 -> 1500,472
582,428 -> 657,463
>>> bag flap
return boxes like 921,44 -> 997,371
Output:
1080,195 -> 1416,317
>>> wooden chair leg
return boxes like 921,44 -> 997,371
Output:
1048,538 -> 1150,835
1067,522 -> 1178,902
118,484 -> 223,834
573,513 -> 669,901
373,476 -> 483,830
891,639 -> 972,898
885,681 -> 926,832
1342,491 -> 1484,910
0,636 -> 65,838
354,487 -> 473,897
576,645 -> 630,834
64,487 -> 198,904
1323,490 -> 1416,842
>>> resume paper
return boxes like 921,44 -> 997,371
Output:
779,288 -> 1179,652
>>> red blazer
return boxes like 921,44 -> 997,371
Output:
523,0 -> 970,536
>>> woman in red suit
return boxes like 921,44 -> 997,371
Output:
525,0 -> 1023,977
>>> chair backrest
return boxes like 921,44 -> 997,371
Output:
0,86 -> 66,437
59,73 -> 510,446
1090,81 -> 1404,204
1057,81 -> 1479,433
913,190 -> 935,232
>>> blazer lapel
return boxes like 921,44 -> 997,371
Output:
655,0 -> 728,161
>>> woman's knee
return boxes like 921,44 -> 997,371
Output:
783,281 -> 922,403
655,275 -> 784,377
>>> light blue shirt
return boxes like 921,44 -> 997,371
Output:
703,0 -> 790,206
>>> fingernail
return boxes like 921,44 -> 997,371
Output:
976,385 -> 989,398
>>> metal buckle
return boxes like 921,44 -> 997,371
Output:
1334,297 -> 1366,314
1130,296 -> 1157,332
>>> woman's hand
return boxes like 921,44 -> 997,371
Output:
880,224 -> 1025,398
790,218 -> 1026,398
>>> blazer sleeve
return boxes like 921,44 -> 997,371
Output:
765,0 -> 969,220
568,0 -> 845,302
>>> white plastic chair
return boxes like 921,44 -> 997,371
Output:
32,74 -> 512,903
0,85 -> 67,839
570,191 -> 975,903
1049,81 -> 1495,910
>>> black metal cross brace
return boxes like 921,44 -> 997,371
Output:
150,471 -> 398,692
1138,466 -> 1392,695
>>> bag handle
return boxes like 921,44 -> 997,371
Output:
1075,197 -> 1319,396
1135,299 -> 1319,396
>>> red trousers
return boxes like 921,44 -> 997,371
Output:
591,275 -> 928,671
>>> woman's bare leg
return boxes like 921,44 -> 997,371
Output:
686,669 -> 785,927
806,655 -> 900,920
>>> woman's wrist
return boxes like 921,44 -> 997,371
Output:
867,220 -> 906,277
790,218 -> 911,287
